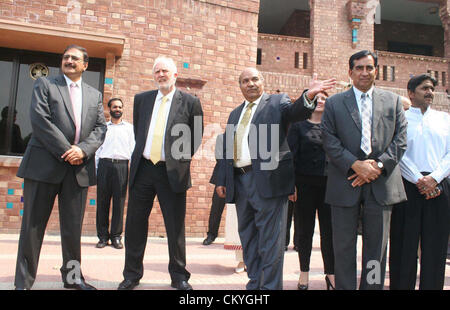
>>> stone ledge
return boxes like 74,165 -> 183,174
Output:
0,156 -> 22,168
377,50 -> 448,63
258,33 -> 311,44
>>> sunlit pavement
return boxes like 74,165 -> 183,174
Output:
0,228 -> 448,290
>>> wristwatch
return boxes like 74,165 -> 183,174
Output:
376,161 -> 384,170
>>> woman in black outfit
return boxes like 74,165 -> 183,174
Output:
287,91 -> 335,290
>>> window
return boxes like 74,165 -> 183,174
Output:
0,48 -> 105,156
303,53 -> 308,69
383,65 -> 388,81
294,52 -> 299,69
256,48 -> 262,65
442,71 -> 446,87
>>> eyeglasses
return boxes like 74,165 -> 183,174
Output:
62,54 -> 84,62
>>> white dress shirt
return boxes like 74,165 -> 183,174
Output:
142,88 -> 176,161
95,120 -> 135,168
63,75 -> 83,128
399,106 -> 450,184
234,95 -> 263,168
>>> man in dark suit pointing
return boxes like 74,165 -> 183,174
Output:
14,45 -> 107,290
216,68 -> 336,289
118,56 -> 203,290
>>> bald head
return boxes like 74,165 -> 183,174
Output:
400,95 -> 411,111
239,68 -> 264,102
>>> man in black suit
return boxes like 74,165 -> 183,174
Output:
118,56 -> 203,290
203,134 -> 226,245
216,68 -> 335,289
14,45 -> 107,290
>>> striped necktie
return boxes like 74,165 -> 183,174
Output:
360,93 -> 372,155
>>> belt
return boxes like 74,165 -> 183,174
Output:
234,165 -> 252,175
142,157 -> 166,167
100,158 -> 129,163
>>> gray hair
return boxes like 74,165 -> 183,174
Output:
153,56 -> 178,74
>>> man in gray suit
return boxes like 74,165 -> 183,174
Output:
216,68 -> 335,289
320,50 -> 407,290
14,45 -> 107,290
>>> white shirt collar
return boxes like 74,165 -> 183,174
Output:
107,120 -> 125,125
156,87 -> 176,102
63,74 -> 82,88
244,94 -> 263,108
409,106 -> 432,116
353,86 -> 374,101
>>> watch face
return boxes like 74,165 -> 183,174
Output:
377,162 -> 383,169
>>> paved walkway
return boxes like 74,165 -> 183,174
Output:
1,231 -> 449,290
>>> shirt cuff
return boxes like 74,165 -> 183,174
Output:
430,171 -> 444,184
302,91 -> 317,109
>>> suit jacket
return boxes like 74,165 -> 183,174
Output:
320,87 -> 407,207
217,91 -> 315,203
17,75 -> 107,187
129,89 -> 203,193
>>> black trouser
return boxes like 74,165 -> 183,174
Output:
296,180 -> 334,274
206,187 -> 226,238
285,200 -> 297,247
96,159 -> 129,241
389,178 -> 450,290
123,158 -> 190,282
15,171 -> 88,289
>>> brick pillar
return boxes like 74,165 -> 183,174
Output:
440,0 -> 450,92
310,0 -> 375,86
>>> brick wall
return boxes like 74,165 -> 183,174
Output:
0,0 -> 260,237
310,0 -> 373,83
257,34 -> 312,75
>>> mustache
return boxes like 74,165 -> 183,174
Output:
424,94 -> 433,98
64,63 -> 76,68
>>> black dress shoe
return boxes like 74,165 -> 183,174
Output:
111,238 -> 123,249
96,240 -> 108,248
64,279 -> 97,290
171,280 -> 193,290
202,235 -> 216,245
118,279 -> 139,290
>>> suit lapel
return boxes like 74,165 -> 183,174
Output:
56,75 -> 76,125
165,89 -> 182,137
143,91 -> 158,138
232,102 -> 245,126
344,88 -> 362,132
80,82 -> 90,134
251,92 -> 268,125
371,88 -> 384,131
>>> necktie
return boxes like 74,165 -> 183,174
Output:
69,83 -> 81,144
234,102 -> 255,162
150,96 -> 169,164
360,93 -> 372,155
